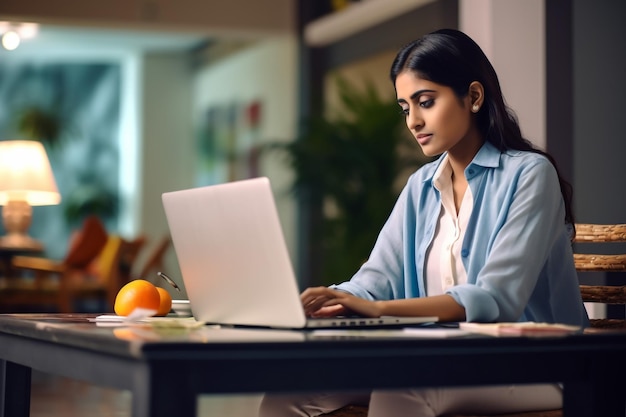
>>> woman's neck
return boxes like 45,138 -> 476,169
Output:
447,136 -> 484,181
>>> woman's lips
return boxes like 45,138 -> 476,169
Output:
415,134 -> 432,146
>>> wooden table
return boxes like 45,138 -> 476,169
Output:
0,314 -> 624,417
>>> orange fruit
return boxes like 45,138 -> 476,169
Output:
114,279 -> 160,316
155,287 -> 173,316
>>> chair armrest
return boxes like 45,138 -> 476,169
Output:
12,256 -> 66,274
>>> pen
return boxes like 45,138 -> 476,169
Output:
157,271 -> 181,291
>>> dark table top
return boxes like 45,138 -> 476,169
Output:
1,313 -> 625,360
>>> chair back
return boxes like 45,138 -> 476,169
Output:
85,235 -> 125,310
64,216 -> 108,268
90,236 -> 124,285
573,223 -> 626,328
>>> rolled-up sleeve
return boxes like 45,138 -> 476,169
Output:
446,157 -> 565,322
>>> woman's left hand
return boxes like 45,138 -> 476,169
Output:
300,286 -> 381,318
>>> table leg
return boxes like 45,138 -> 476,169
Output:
0,360 -> 31,417
562,354 -> 626,416
131,364 -> 197,417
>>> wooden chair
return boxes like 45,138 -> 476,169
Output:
7,234 -> 143,313
4,217 -> 148,313
57,234 -> 126,312
1,216 -> 108,313
73,234 -> 147,311
572,223 -> 626,328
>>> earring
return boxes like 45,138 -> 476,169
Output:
472,104 -> 480,113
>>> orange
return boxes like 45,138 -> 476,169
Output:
155,287 -> 173,316
114,279 -> 160,316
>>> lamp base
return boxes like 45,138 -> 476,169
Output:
0,233 -> 43,251
0,200 -> 43,251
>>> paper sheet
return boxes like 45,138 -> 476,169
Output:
459,322 -> 581,336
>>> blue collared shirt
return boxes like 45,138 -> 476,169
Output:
332,142 -> 589,326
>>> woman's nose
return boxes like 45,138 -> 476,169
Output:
407,109 -> 424,131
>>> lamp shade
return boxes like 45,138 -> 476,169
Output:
0,140 -> 61,206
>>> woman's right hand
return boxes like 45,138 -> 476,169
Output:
300,286 -> 382,318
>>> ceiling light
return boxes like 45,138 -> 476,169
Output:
0,22 -> 39,51
1,30 -> 20,51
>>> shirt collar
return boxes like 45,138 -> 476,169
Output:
424,141 -> 501,184
432,154 -> 452,191
469,141 -> 501,169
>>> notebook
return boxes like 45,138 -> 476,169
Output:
161,177 -> 437,329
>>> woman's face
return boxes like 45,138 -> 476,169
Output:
395,70 -> 481,158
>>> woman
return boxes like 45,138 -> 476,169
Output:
260,28 -> 588,417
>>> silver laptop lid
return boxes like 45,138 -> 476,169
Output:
162,177 -> 307,328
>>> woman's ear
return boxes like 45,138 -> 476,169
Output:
469,81 -> 484,113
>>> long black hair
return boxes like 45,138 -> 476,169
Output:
390,28 -> 574,226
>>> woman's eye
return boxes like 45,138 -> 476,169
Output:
419,99 -> 434,108
399,107 -> 410,116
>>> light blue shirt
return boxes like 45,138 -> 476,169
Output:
332,141 -> 589,326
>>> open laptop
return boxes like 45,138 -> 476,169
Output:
161,177 -> 437,329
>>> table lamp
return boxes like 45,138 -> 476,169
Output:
0,140 -> 61,250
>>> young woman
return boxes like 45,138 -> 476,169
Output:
259,28 -> 588,417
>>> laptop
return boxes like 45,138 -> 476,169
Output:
161,177 -> 438,329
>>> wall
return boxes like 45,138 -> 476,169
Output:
193,35 -> 298,250
141,36 -> 299,292
460,0 -> 545,148
573,0 -> 626,224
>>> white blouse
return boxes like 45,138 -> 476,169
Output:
425,156 -> 473,296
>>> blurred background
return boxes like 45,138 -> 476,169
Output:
0,1 -> 624,415
0,0 -> 624,298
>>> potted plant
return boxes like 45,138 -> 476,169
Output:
16,106 -> 65,148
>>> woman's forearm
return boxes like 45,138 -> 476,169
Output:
376,294 -> 466,322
